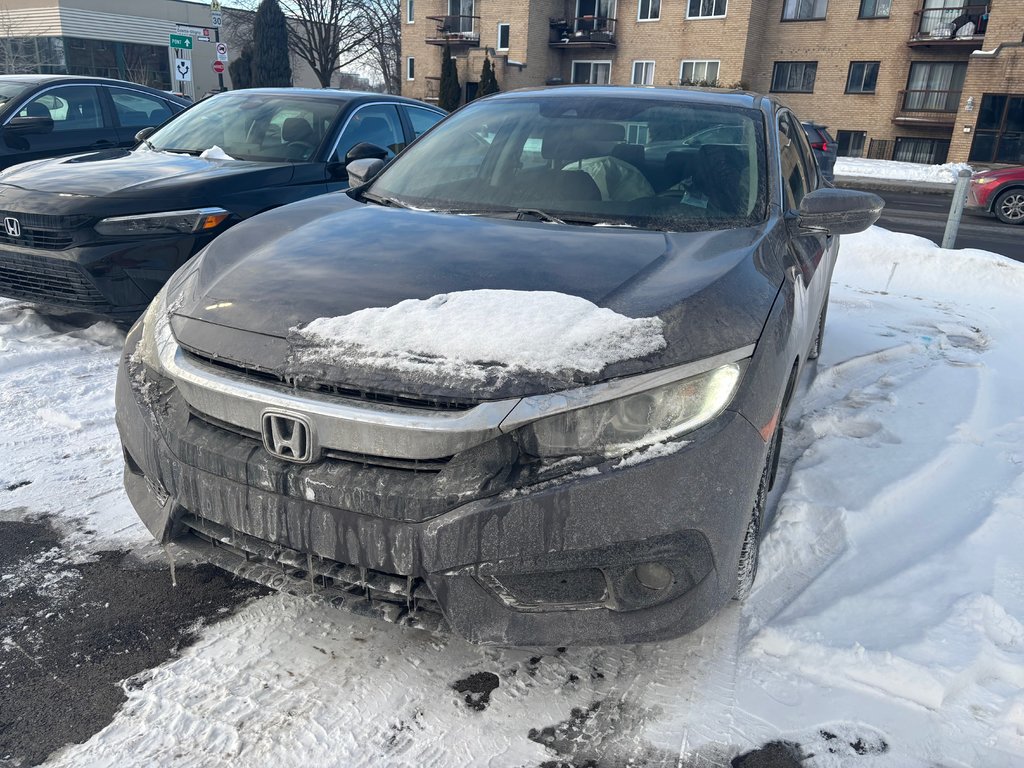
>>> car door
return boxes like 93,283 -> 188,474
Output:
3,85 -> 117,164
779,110 -> 833,352
402,105 -> 445,143
105,87 -> 178,146
325,103 -> 407,191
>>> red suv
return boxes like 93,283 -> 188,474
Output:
967,166 -> 1024,225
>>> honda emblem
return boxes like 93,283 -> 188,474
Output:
3,217 -> 21,238
261,410 -> 318,463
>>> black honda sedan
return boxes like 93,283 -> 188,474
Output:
0,88 -> 444,320
117,87 -> 882,646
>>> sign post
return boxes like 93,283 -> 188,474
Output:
211,0 -> 225,91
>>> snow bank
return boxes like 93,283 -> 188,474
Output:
834,157 -> 972,184
291,290 -> 666,388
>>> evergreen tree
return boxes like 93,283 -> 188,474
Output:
438,44 -> 461,112
477,55 -> 499,98
228,46 -> 254,90
251,0 -> 292,87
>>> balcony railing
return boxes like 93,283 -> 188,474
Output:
549,17 -> 617,48
909,4 -> 987,46
425,15 -> 480,47
892,89 -> 962,125
424,76 -> 440,102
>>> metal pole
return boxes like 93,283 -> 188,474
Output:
941,168 -> 972,249
215,27 -> 225,91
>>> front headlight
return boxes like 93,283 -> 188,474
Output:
135,265 -> 199,372
516,362 -> 743,459
96,207 -> 229,236
972,176 -> 996,186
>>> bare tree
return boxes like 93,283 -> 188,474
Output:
282,0 -> 376,88
359,0 -> 400,93
0,7 -> 44,75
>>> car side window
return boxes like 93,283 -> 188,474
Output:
405,106 -> 444,139
778,113 -> 813,210
109,89 -> 173,128
18,86 -> 108,132
334,104 -> 405,162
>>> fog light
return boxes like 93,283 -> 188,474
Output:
635,562 -> 674,591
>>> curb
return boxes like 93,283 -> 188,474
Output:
832,175 -> 953,195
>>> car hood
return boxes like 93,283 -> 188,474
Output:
0,147 -> 295,198
172,196 -> 782,399
973,166 -> 1024,183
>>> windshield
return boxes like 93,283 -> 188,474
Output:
147,92 -> 346,162
369,95 -> 767,232
0,81 -> 28,109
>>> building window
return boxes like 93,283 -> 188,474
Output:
631,60 -> 655,85
771,61 -> 817,93
497,23 -> 510,50
903,61 -> 967,112
846,61 -> 879,93
836,130 -> 866,157
638,0 -> 661,21
687,0 -> 727,19
894,137 -> 950,164
406,57 -> 415,80
782,0 -> 827,20
571,60 -> 611,84
407,0 -> 414,23
447,0 -> 475,33
679,59 -> 720,86
858,0 -> 890,18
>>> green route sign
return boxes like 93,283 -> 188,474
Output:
169,34 -> 193,50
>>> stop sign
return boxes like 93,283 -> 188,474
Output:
212,60 -> 225,74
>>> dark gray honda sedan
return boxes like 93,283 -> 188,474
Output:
116,87 -> 881,646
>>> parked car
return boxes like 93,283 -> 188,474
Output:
116,86 -> 882,646
0,75 -> 188,170
967,165 -> 1024,225
0,88 -> 444,320
801,121 -> 836,183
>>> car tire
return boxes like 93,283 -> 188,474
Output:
807,290 -> 829,360
734,424 -> 777,601
994,189 -> 1024,225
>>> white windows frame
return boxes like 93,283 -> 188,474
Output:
679,59 -> 720,85
406,56 -> 415,80
407,0 -> 414,23
686,0 -> 727,19
631,60 -> 655,85
497,22 -> 510,50
638,0 -> 661,21
571,60 -> 612,84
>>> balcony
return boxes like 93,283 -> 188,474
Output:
424,76 -> 440,102
892,89 -> 961,127
908,4 -> 986,48
549,17 -> 617,48
425,16 -> 480,47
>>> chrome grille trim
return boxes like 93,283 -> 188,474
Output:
156,308 -> 755,461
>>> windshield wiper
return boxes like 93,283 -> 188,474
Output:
515,208 -> 565,224
362,191 -> 410,209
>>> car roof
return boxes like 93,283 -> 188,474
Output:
212,88 -> 441,110
490,85 -> 771,111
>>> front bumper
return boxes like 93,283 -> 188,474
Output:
0,234 -> 213,320
116,328 -> 767,646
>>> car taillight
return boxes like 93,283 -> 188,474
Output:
811,141 -> 827,151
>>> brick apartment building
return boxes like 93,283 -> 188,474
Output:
401,0 -> 1024,166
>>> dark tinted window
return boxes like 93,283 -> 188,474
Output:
110,89 -> 173,127
780,113 -> 814,209
334,104 -> 405,161
771,62 -> 817,93
405,106 -> 443,139
19,85 -> 108,131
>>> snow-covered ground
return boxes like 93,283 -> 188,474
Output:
834,158 -> 972,185
1,227 -> 1023,767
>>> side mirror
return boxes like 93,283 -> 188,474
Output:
135,126 -> 156,143
4,115 -> 54,136
344,142 -> 389,165
347,158 -> 385,187
793,188 -> 884,236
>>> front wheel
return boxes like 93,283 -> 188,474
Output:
994,189 -> 1024,225
734,426 -> 777,600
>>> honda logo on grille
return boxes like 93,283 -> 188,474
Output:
261,410 -> 318,463
3,217 -> 21,238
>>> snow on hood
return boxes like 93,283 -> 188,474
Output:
198,145 -> 235,161
289,289 -> 666,393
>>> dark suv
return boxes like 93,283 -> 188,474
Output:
801,121 -> 836,183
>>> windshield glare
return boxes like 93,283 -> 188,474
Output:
148,93 -> 345,162
370,96 -> 767,231
0,82 -> 28,108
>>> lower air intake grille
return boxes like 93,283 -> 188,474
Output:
178,514 -> 447,633
0,251 -> 106,307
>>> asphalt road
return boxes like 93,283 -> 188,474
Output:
870,189 -> 1022,262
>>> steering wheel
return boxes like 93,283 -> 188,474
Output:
286,141 -> 315,159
